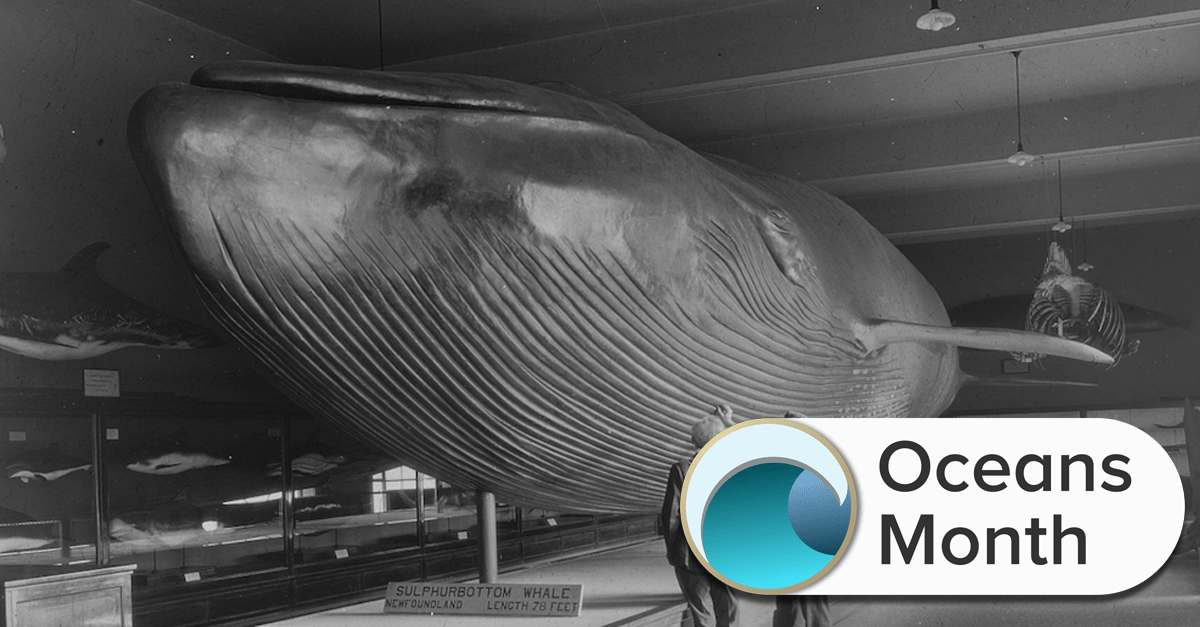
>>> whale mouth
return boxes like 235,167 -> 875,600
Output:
192,61 -> 548,114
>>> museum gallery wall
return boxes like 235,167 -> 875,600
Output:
0,3 -> 656,625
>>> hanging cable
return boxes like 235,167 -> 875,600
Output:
377,0 -> 385,70
1007,51 -> 1038,166
1015,52 -> 1024,150
1051,160 -> 1071,235
1078,221 -> 1094,271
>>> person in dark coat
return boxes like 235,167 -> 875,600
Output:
772,595 -> 831,627
662,405 -> 739,627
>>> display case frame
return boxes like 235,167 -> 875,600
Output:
0,390 -> 657,627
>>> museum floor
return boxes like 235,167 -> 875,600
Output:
254,539 -> 1200,627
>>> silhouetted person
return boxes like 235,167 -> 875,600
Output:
773,595 -> 830,627
662,405 -> 738,627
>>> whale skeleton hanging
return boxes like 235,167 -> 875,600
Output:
129,61 -> 1115,512
1014,242 -> 1138,366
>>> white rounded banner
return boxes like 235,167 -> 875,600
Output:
680,418 -> 1185,595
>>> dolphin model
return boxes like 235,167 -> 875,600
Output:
122,439 -> 231,475
0,242 -> 222,360
128,61 -> 1110,512
0,507 -> 59,554
265,447 -> 348,478
4,447 -> 92,483
109,490 -> 220,549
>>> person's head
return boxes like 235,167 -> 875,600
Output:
690,405 -> 733,449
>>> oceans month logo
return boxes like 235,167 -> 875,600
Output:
682,419 -> 856,593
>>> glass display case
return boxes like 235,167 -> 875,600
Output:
423,479 -> 517,546
286,419 -> 417,562
1086,407 -> 1190,477
104,411 -> 287,584
0,394 -> 657,627
0,413 -> 95,568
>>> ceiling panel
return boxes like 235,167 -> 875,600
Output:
628,22 -> 1200,145
137,0 -> 771,68
137,0 -> 380,67
132,0 -> 1200,242
380,0 -> 770,62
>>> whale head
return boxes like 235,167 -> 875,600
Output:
128,62 -> 1106,511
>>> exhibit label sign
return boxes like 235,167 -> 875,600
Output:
383,583 -> 583,616
83,368 -> 120,397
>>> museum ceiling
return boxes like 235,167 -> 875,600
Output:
135,0 -> 1200,245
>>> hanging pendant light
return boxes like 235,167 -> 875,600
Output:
916,0 -> 956,31
1077,220 -> 1094,271
1006,51 -> 1039,166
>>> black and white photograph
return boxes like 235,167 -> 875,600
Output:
0,2 -> 1197,626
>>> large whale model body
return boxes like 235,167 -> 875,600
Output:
128,62 -> 1106,512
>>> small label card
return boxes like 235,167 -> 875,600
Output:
83,369 -> 120,397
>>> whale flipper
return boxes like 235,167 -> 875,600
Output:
857,320 -> 1115,365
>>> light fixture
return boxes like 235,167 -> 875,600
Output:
916,0 -> 956,31
1076,221 -> 1094,272
1006,51 -> 1039,166
0,121 -> 6,163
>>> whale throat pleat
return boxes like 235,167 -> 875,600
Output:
192,214 -> 912,512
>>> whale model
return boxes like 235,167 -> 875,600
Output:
122,438 -> 231,475
109,489 -> 219,549
0,242 -> 222,360
128,61 -> 1110,512
0,507 -> 59,554
4,446 -> 92,483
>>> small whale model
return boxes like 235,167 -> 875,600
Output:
293,496 -> 349,522
0,507 -> 59,554
0,242 -> 222,360
265,450 -> 347,477
4,447 -> 92,483
129,61 -> 1112,512
123,440 -> 230,475
109,490 -> 219,548
0,534 -> 57,554
266,434 -> 350,477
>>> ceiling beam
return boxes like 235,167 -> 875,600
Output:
881,204 -> 1200,245
609,9 -> 1200,106
395,3 -> 1200,99
839,142 -> 1200,244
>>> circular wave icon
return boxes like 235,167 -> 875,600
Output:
681,419 -> 856,593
